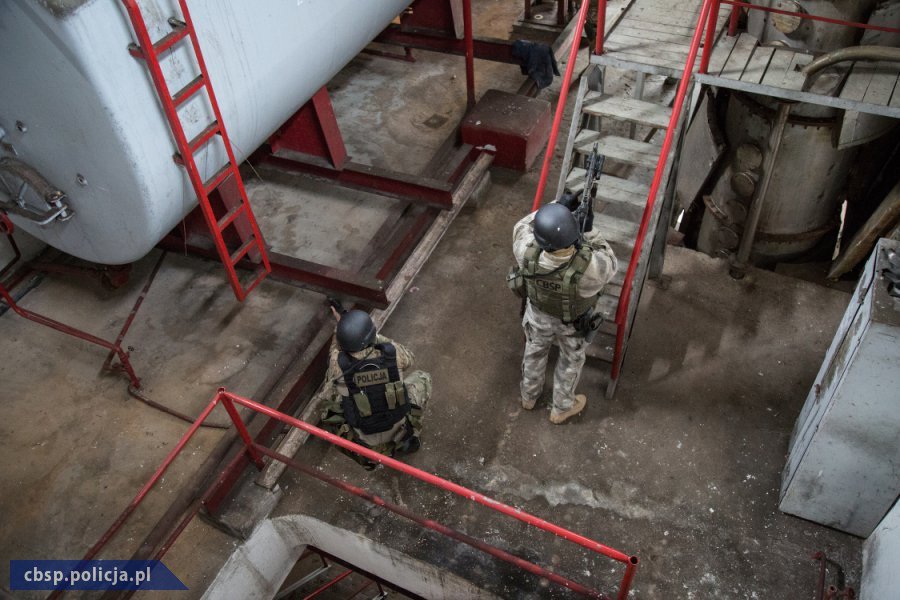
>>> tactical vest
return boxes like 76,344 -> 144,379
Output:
337,343 -> 410,435
522,242 -> 597,323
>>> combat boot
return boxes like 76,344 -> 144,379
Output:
521,395 -> 538,410
549,394 -> 586,424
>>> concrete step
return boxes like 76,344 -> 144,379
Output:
565,169 -> 649,209
582,93 -> 672,130
574,132 -> 661,170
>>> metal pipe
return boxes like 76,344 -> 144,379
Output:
611,0 -> 716,380
220,395 -> 266,469
699,0 -> 721,74
802,46 -> 900,78
721,0 -> 900,35
303,569 -> 353,600
254,444 -> 608,599
814,552 -> 827,600
617,556 -> 640,600
595,0 -> 607,55
0,277 -> 142,388
0,213 -> 21,280
463,0 -> 476,110
532,0 -> 592,211
102,252 -> 164,373
729,101 -> 791,279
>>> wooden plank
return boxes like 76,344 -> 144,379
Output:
891,75 -> 900,108
604,41 -> 698,69
862,62 -> 900,106
595,51 -> 691,74
597,214 -> 640,245
740,45 -> 775,84
760,48 -> 795,88
612,25 -> 695,46
620,17 -> 698,37
780,52 -> 813,91
575,134 -> 661,169
705,31 -> 739,77
694,72 -> 900,118
582,95 -> 672,129
719,32 -> 757,80
626,3 -> 729,30
607,32 -> 698,57
842,62 -> 877,101
565,169 -> 649,205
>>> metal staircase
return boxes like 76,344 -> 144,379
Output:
554,66 -> 687,398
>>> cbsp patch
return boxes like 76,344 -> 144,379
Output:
353,368 -> 390,387
535,279 -> 562,291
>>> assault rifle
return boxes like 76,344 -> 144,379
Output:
573,143 -> 605,236
573,143 -> 606,343
328,296 -> 348,316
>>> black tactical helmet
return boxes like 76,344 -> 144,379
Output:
336,310 -> 377,352
533,203 -> 580,251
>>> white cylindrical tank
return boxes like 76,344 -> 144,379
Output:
0,0 -> 412,264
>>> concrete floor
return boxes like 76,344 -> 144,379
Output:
0,1 -> 865,598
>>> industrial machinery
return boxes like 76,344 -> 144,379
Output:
0,0 -> 412,265
679,0 -> 900,271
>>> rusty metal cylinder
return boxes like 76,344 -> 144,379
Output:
697,93 -> 857,264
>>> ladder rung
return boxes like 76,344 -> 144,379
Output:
172,75 -> 206,107
204,164 -> 234,195
152,24 -> 190,56
217,203 -> 246,232
188,121 -> 220,153
230,238 -> 258,266
241,266 -> 270,298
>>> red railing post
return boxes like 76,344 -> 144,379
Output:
463,0 -> 476,110
699,0 -> 721,74
531,0 -> 592,212
728,1 -> 740,36
219,389 -> 266,469
611,0 -> 716,380
617,556 -> 640,600
596,0 -> 608,55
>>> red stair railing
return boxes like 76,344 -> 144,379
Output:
57,388 -> 639,600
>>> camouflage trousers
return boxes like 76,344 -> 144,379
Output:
520,304 -> 586,412
321,370 -> 431,461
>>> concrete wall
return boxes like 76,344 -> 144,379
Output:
861,499 -> 900,599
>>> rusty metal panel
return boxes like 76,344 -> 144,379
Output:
674,88 -> 727,211
780,238 -> 900,537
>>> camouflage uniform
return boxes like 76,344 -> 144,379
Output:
320,334 -> 431,465
513,207 -> 617,413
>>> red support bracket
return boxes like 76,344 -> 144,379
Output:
269,87 -> 348,170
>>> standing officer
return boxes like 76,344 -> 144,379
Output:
320,309 -> 431,469
509,198 -> 617,424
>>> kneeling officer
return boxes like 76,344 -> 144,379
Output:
321,309 -> 431,469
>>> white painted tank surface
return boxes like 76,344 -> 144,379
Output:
0,0 -> 412,264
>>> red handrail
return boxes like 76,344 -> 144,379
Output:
60,387 -> 639,599
723,0 -> 900,35
610,0 -> 718,379
609,0 -> 899,381
531,0 -> 593,212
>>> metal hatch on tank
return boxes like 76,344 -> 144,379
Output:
0,0 -> 413,264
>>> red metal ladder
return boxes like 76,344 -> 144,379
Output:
122,0 -> 270,301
